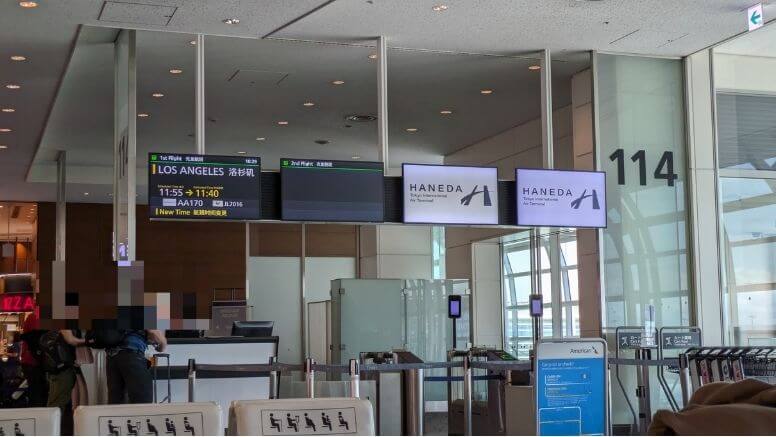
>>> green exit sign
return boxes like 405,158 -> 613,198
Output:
151,154 -> 158,161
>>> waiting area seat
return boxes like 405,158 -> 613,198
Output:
229,397 -> 374,436
73,402 -> 222,436
0,407 -> 61,436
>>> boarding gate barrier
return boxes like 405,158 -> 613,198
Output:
0,407 -> 60,436
73,402 -> 223,436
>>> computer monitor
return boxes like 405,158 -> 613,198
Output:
232,321 -> 274,337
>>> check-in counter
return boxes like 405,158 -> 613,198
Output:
156,336 -> 278,425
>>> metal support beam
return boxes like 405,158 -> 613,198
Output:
377,36 -> 389,172
301,223 -> 307,361
549,232 -> 563,337
195,34 -> 206,155
540,49 -> 554,169
56,151 -> 66,262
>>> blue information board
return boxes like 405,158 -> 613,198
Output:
536,339 -> 608,436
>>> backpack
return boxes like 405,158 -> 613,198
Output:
38,331 -> 75,373
85,329 -> 127,349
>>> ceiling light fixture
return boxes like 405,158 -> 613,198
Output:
331,80 -> 345,85
0,145 -> 7,149
169,68 -> 183,74
10,56 -> 26,62
255,137 -> 266,141
0,129 -> 12,133
84,192 -> 89,196
406,128 -> 418,132
237,151 -> 246,154
303,102 -> 315,107
152,92 -> 164,98
222,18 -> 240,25
368,54 -> 377,60
351,156 -> 361,160
480,89 -> 493,95
528,65 -> 541,71
18,1 -> 38,8
189,40 -> 197,46
137,113 -> 149,118
5,84 -> 21,90
1,108 -> 15,113
440,110 -> 453,115
432,4 -> 448,12
277,121 -> 289,125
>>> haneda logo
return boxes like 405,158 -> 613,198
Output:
570,189 -> 600,210
460,185 -> 492,207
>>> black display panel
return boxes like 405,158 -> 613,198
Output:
148,153 -> 261,220
281,158 -> 384,222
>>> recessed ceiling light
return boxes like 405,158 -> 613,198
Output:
528,65 -> 541,71
440,110 -> 453,115
222,18 -> 240,25
84,192 -> 89,196
303,101 -> 315,107
237,151 -> 246,154
1,108 -> 15,113
277,121 -> 289,125
0,128 -> 12,133
189,40 -> 197,46
0,145 -> 7,149
152,92 -> 164,98
351,156 -> 361,160
5,84 -> 21,90
406,128 -> 418,132
18,1 -> 38,8
169,68 -> 183,74
137,113 -> 149,118
255,137 -> 266,141
480,89 -> 493,95
368,53 -> 377,60
432,4 -> 448,12
10,56 -> 26,62
331,80 -> 345,85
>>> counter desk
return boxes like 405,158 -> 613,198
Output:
154,336 -> 278,424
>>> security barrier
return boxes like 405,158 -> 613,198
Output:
73,402 -> 222,436
229,398 -> 375,436
0,407 -> 61,436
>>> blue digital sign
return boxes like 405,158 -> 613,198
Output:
536,341 -> 607,436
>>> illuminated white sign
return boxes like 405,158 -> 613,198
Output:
403,164 -> 499,225
516,169 -> 606,228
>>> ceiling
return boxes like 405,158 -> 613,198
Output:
0,0 -> 771,204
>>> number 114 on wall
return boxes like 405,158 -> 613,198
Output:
609,148 -> 678,187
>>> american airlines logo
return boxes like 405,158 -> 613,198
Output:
570,189 -> 601,210
460,185 -> 493,207
570,346 -> 599,355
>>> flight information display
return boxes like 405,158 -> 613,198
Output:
148,153 -> 261,220
281,158 -> 384,222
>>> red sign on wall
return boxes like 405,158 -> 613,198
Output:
0,294 -> 35,312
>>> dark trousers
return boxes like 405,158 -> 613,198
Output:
106,350 -> 153,404
22,364 -> 49,407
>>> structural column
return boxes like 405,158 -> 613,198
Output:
377,36 -> 389,172
52,151 -> 67,319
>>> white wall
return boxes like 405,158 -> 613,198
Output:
359,225 -> 433,279
471,241 -> 503,347
715,53 -> 776,93
247,256 -> 355,363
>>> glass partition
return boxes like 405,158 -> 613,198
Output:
713,23 -> 776,345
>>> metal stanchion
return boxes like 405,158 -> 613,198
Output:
187,358 -> 196,402
349,359 -> 360,398
305,358 -> 316,399
269,356 -> 279,400
635,348 -> 652,435
404,367 -> 425,436
678,353 -> 690,407
463,355 -> 473,436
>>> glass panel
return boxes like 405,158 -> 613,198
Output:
720,177 -> 776,345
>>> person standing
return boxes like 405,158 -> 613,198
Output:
106,330 -> 166,404
19,307 -> 48,407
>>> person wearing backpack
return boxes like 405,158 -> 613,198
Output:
100,329 -> 166,404
40,329 -> 84,436
19,307 -> 48,407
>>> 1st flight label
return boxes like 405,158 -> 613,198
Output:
148,153 -> 261,220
